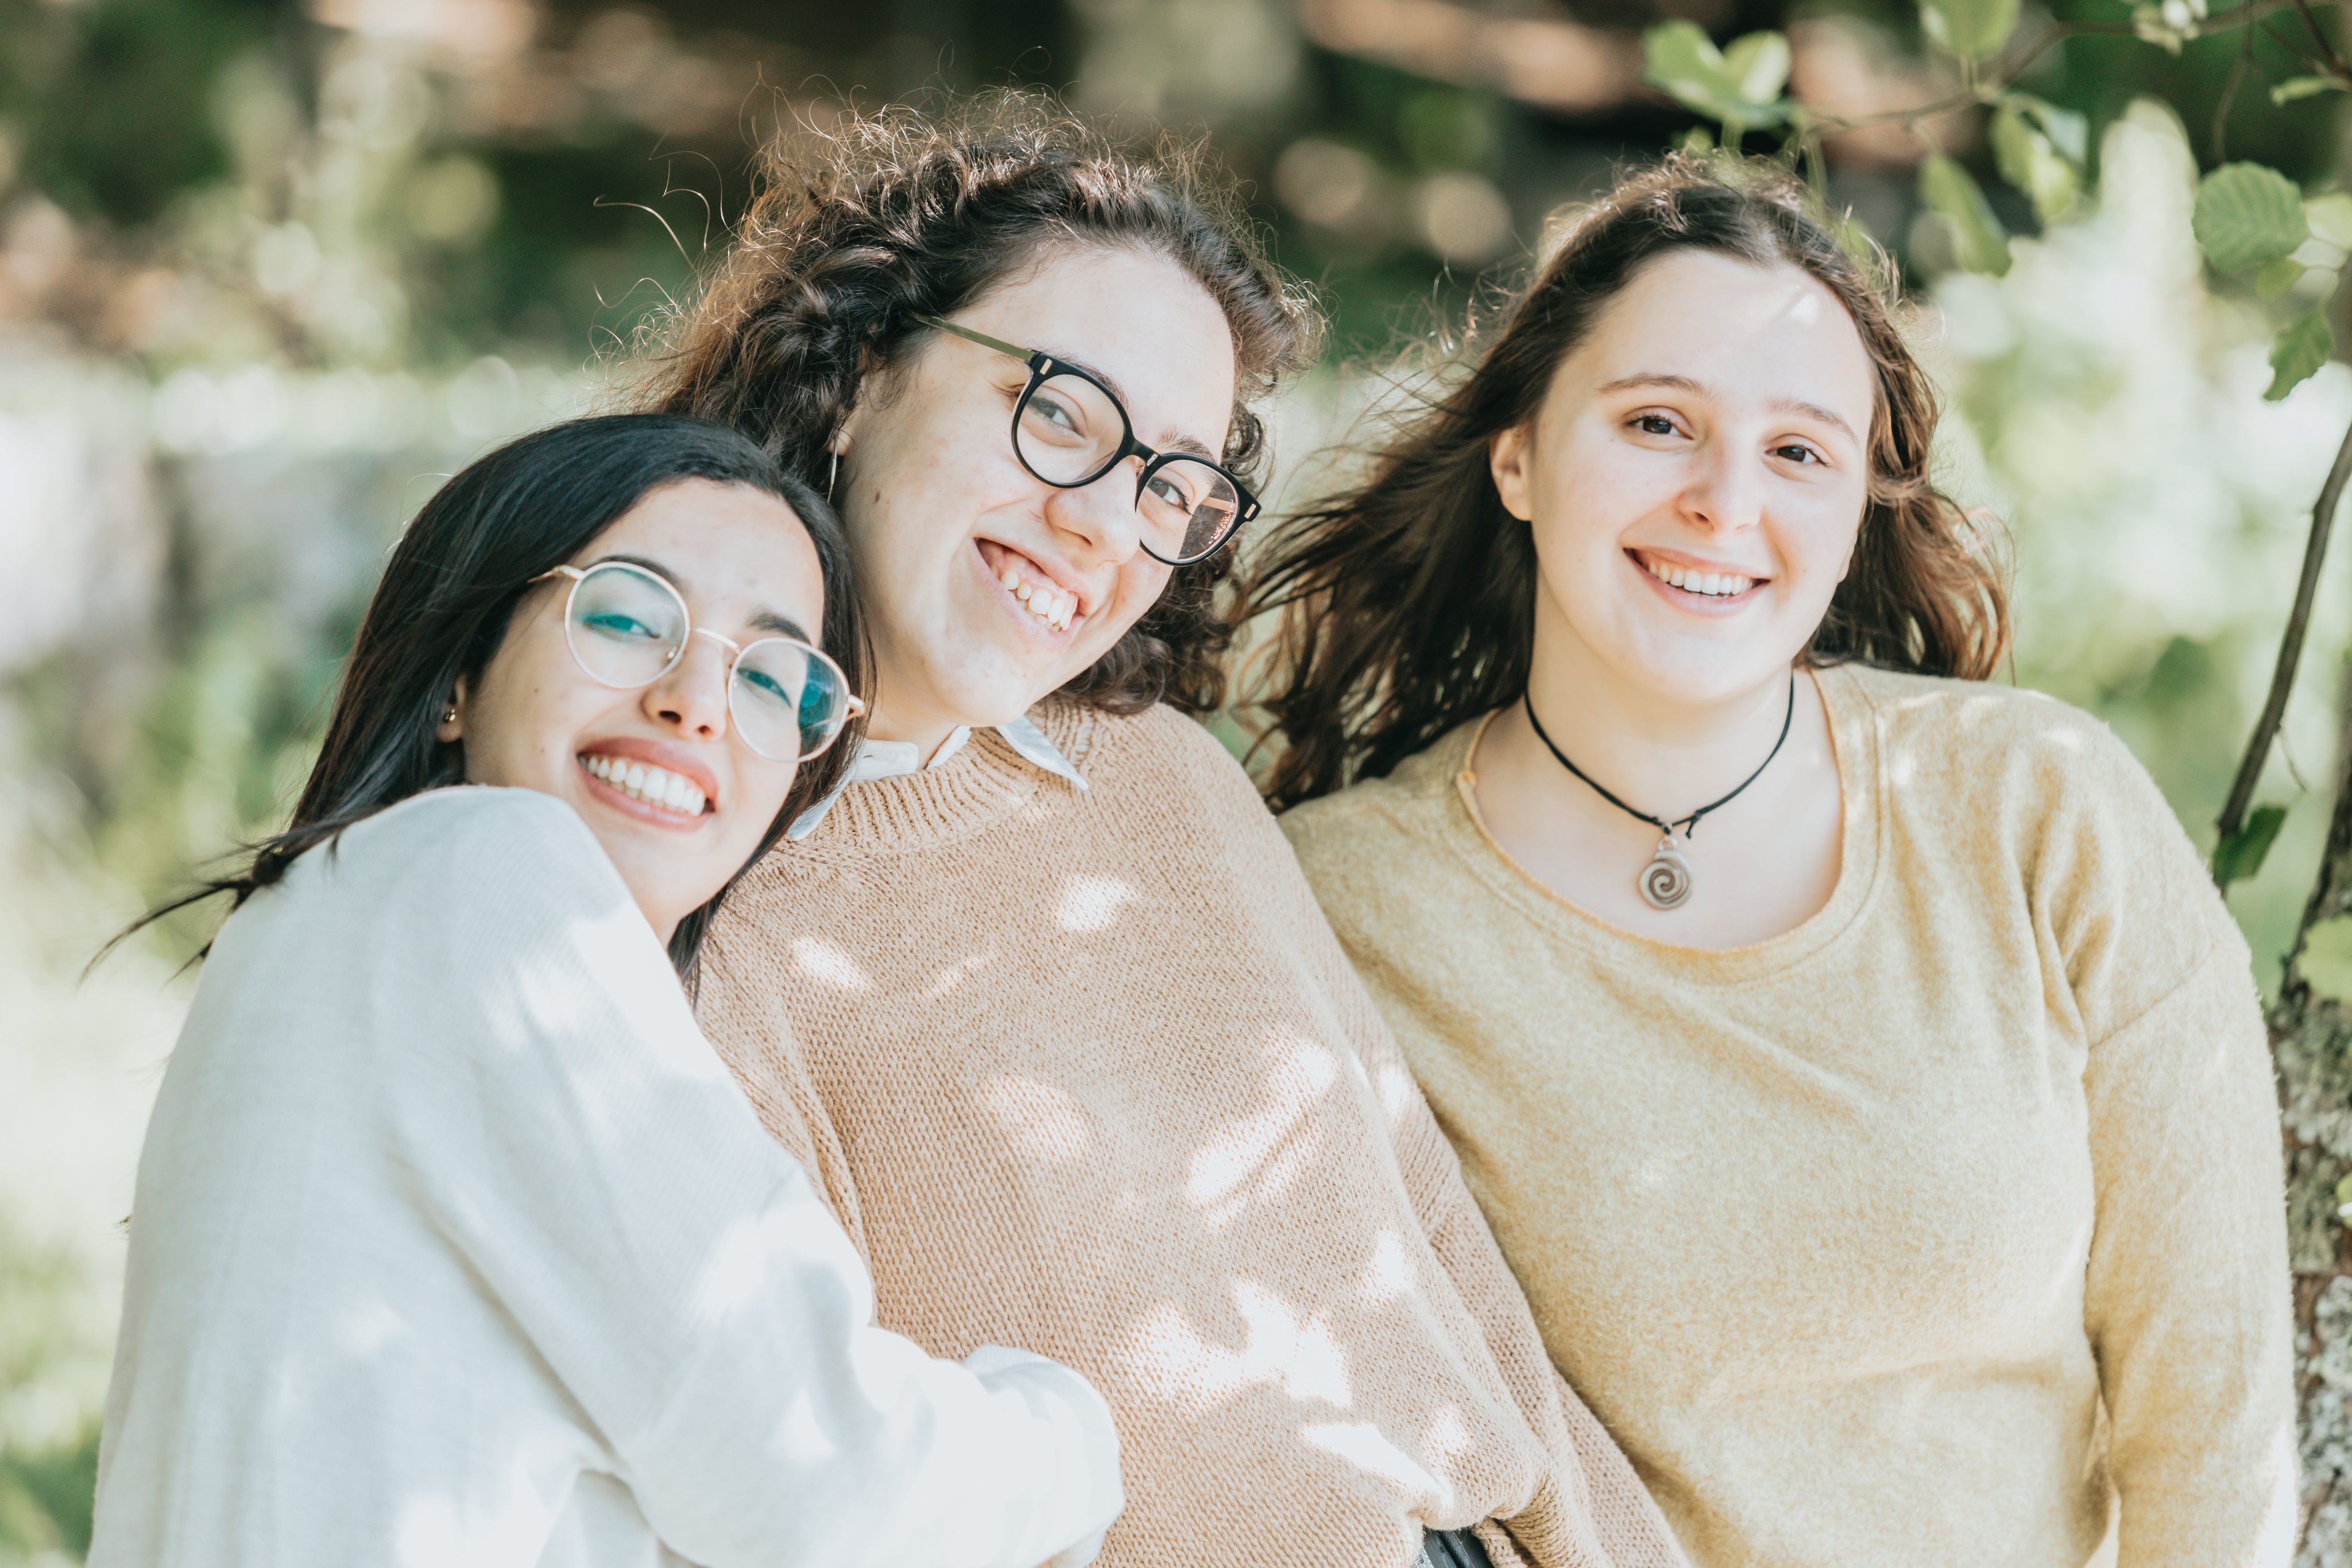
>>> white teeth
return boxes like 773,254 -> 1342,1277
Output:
583,754 -> 706,816
1643,557 -> 1754,598
992,551 -> 1081,633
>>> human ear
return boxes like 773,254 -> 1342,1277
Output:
1490,424 -> 1535,523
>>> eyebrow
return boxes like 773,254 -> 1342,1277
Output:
1040,347 -> 1221,462
590,552 -> 813,645
1597,371 -> 1860,444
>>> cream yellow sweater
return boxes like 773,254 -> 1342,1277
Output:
1279,664 -> 2296,1568
693,702 -> 1686,1568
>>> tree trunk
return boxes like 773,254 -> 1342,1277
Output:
2276,661 -> 2352,1559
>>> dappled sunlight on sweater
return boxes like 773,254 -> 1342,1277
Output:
1057,875 -> 1138,932
1186,1029 -> 1339,1227
980,1076 -> 1093,1164
1123,1279 -> 1353,1412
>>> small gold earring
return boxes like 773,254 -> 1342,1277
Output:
443,707 -> 458,725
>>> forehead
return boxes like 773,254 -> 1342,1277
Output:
957,244 -> 1240,450
587,478 -> 823,622
1567,250 -> 1875,421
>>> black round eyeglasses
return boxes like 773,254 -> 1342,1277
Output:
915,313 -> 1262,567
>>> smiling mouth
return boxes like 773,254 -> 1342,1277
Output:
977,540 -> 1085,635
579,752 -> 710,819
1634,551 -> 1764,600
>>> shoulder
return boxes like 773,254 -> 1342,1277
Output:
1279,717 -> 1484,868
1831,664 -> 2242,988
255,787 -> 638,979
1839,662 -> 2119,756
299,786 -> 608,895
1832,664 -> 2178,837
1066,700 -> 1271,823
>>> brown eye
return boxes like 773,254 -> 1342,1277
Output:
1774,443 -> 1821,464
1634,415 -> 1676,436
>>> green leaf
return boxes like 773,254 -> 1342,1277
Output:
1920,0 -> 2022,60
1918,156 -> 2011,276
1721,32 -> 1792,107
2273,76 -> 2351,106
2193,162 -> 2311,273
1990,106 -> 2080,224
1642,22 -> 1792,133
2257,257 -> 2308,301
2214,803 -> 2288,884
2305,193 -> 2352,252
2301,912 -> 2352,1002
1676,124 -> 1715,155
2267,309 -> 2335,401
2007,94 -> 2088,165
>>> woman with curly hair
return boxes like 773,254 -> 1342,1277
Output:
1254,156 -> 2295,1566
635,98 -> 1684,1568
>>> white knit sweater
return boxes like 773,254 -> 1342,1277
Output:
90,786 -> 1123,1568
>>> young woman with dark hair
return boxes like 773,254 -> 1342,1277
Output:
1255,157 -> 2296,1565
639,98 -> 1684,1568
89,414 -> 1126,1568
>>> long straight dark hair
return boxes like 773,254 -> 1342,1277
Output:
121,413 -> 867,981
1248,155 -> 2009,811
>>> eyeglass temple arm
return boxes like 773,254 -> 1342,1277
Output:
914,314 -> 1036,365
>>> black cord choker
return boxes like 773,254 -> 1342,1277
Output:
1522,672 -> 1797,911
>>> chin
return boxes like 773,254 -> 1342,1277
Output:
939,655 -> 1077,730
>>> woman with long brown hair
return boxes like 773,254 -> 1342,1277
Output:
636,98 -> 1684,1568
1255,157 -> 2295,1565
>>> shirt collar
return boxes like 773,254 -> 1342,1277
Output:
784,711 -> 1086,841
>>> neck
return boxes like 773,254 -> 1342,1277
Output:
1513,622 -> 1796,828
861,674 -> 969,765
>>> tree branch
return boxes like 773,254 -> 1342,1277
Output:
2215,412 -> 2352,889
2215,26 -> 2256,164
2288,0 -> 2349,79
1797,0 -> 2320,138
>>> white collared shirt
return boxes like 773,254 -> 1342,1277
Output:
787,712 -> 1086,840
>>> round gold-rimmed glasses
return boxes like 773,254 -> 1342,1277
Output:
530,561 -> 864,763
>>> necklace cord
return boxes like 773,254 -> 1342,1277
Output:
1523,671 -> 1798,840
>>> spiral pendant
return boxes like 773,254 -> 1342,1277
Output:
1639,837 -> 1692,911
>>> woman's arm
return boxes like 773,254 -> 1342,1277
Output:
2047,731 -> 2297,1567
379,789 -> 1123,1568
2082,938 -> 2297,1567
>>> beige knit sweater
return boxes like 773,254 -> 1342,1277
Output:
1279,664 -> 2297,1568
694,701 -> 1686,1568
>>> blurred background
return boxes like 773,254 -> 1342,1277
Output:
2,0 -> 2348,1558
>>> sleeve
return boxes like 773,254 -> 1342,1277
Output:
2082,938 -> 2298,1568
385,791 -> 1124,1568
2041,734 -> 2298,1567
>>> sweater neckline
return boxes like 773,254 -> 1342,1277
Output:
1434,663 -> 1885,979
789,702 -> 1100,859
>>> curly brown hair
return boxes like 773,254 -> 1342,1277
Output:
636,92 -> 1321,716
1247,154 -> 2010,810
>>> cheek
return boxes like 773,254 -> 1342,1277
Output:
1780,493 -> 1868,585
1087,560 -> 1174,652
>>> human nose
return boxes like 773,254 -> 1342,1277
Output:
1677,438 -> 1767,538
643,628 -> 732,740
1040,458 -> 1150,567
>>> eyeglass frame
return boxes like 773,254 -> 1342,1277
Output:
528,562 -> 866,763
912,313 -> 1263,566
